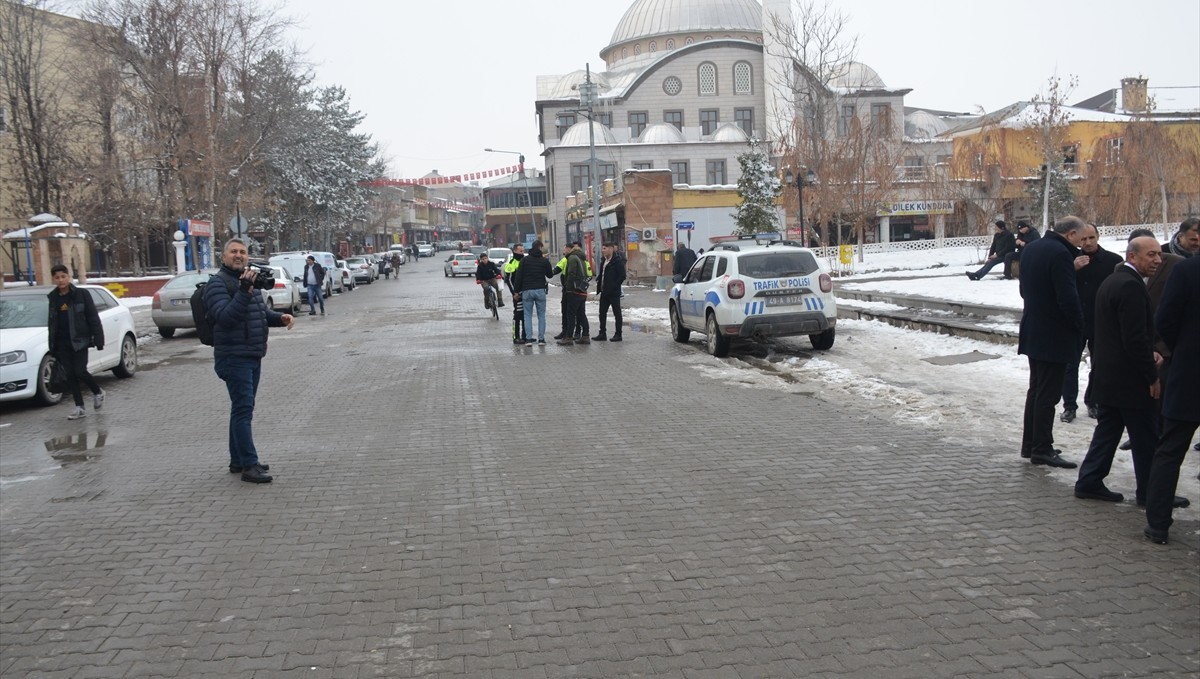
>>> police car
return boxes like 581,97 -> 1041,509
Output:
668,234 -> 837,357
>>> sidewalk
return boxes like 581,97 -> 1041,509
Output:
1,277 -> 1196,679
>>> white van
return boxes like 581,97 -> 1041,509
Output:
269,251 -> 344,299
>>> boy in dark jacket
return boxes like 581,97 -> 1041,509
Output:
47,264 -> 105,419
475,254 -> 505,308
593,242 -> 627,341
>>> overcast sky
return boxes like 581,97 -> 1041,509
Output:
271,0 -> 1198,178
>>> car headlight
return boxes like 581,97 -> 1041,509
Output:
0,350 -> 28,366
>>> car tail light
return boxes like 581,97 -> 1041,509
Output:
274,281 -> 286,289
819,273 -> 832,293
727,279 -> 745,299
151,291 -> 161,310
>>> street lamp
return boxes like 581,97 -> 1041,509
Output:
484,148 -> 536,246
785,166 -> 817,243
552,64 -> 602,264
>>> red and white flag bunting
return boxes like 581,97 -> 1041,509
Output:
363,164 -> 522,187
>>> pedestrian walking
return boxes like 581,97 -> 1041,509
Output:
966,220 -> 1016,280
1073,236 -> 1163,504
1061,223 -> 1122,422
390,252 -> 402,278
511,241 -> 554,346
206,238 -> 294,483
302,255 -> 326,316
1143,254 -> 1200,544
46,264 -> 105,420
593,242 -> 626,342
1017,216 -> 1084,469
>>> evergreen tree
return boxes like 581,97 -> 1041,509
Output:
1026,160 -> 1075,226
734,138 -> 782,235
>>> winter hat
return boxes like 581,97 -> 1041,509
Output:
994,220 -> 1007,230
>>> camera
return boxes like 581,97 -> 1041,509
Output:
248,263 -> 275,290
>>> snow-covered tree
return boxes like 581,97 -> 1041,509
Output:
1026,161 -> 1075,226
734,138 -> 782,235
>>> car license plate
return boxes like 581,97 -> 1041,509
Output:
765,295 -> 804,306
171,299 -> 190,307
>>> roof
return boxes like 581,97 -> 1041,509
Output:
607,0 -> 762,50
1074,85 -> 1200,116
942,101 -> 1134,138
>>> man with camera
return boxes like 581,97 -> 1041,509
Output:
205,238 -> 294,483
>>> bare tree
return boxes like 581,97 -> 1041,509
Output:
1024,75 -> 1078,229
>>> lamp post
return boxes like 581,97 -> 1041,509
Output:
484,147 -> 536,246
785,166 -> 817,243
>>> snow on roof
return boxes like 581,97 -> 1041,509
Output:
943,101 -> 1134,137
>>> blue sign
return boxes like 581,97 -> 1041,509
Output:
676,221 -> 695,230
628,231 -> 640,243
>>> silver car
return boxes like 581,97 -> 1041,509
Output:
150,270 -> 215,338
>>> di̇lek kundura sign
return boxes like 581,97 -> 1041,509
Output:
877,200 -> 954,216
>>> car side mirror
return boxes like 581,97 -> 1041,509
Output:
293,276 -> 302,283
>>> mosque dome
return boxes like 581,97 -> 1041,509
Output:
904,110 -> 950,139
830,61 -> 887,91
559,120 -> 618,146
603,0 -> 763,66
710,122 -> 750,143
637,123 -> 687,143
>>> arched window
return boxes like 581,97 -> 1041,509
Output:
634,44 -> 641,55
698,62 -> 717,95
733,61 -> 753,94
666,39 -> 675,50
622,48 -> 627,59
684,37 -> 694,46
649,41 -> 656,53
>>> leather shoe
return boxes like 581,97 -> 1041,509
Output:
241,464 -> 273,483
1074,485 -> 1123,502
556,337 -> 574,346
1143,526 -> 1169,545
1060,409 -> 1076,423
1086,405 -> 1099,419
1118,439 -> 1132,451
609,335 -> 623,342
1136,496 -> 1190,509
229,463 -> 269,473
965,272 -> 978,281
591,333 -> 607,341
1031,453 -> 1077,469
553,333 -> 566,340
1021,447 -> 1061,460
576,336 -> 591,344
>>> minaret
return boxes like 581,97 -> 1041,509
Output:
761,0 -> 795,155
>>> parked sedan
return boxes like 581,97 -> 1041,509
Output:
0,285 -> 138,405
443,253 -> 478,277
150,270 -> 214,338
263,265 -> 302,313
344,257 -> 374,284
335,260 -> 356,291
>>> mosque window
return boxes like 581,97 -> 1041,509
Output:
628,111 -> 648,138
634,44 -> 641,55
670,160 -> 690,185
664,110 -> 683,131
733,62 -> 752,94
698,62 -> 717,95
622,48 -> 627,59
632,161 -> 654,170
704,35 -> 713,41
706,159 -> 727,185
700,109 -> 719,136
663,76 -> 683,96
649,41 -> 656,53
556,112 -> 576,139
571,164 -> 590,194
684,37 -> 694,46
666,39 -> 675,50
735,108 -> 754,136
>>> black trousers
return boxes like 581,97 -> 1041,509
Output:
1022,358 -> 1066,459
1075,404 -> 1158,499
561,293 -> 586,338
54,346 -> 100,407
1144,417 -> 1200,531
598,294 -> 622,336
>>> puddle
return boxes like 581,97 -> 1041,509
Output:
44,432 -> 107,466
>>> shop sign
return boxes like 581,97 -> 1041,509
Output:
877,200 -> 954,216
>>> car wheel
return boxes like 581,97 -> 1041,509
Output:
35,355 -> 64,406
158,326 -> 176,338
112,333 -> 138,378
705,312 -> 730,358
444,270 -> 450,277
266,297 -> 275,310
669,303 -> 690,343
809,327 -> 836,350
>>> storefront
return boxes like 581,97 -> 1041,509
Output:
876,200 -> 955,242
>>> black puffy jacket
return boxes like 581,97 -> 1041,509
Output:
204,266 -> 284,358
597,255 -> 626,297
47,284 -> 104,352
512,251 -> 554,292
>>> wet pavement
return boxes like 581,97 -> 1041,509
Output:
1,256 -> 1197,678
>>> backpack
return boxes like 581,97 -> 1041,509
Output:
191,274 -> 236,346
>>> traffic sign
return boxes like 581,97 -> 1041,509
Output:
229,215 -> 248,238
675,221 -> 695,230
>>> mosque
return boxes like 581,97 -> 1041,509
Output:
534,0 -> 955,264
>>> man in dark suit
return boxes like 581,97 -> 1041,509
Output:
1143,255 -> 1200,544
1017,216 -> 1084,468
1004,219 -> 1040,279
1061,223 -> 1123,423
1073,236 -> 1163,503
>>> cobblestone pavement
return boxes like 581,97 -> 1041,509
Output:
2,258 -> 1197,679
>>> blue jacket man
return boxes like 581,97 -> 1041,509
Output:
205,238 -> 294,483
1017,216 -> 1084,468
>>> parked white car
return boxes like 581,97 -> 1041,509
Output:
335,260 -> 356,291
669,235 -> 837,357
0,285 -> 138,405
263,265 -> 302,313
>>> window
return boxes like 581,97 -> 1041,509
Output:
733,61 -> 753,94
837,104 -> 855,137
1106,137 -> 1123,164
649,41 -> 656,53
628,111 -> 648,138
1062,143 -> 1080,172
570,164 -> 590,194
670,160 -> 690,185
663,76 -> 683,96
902,157 -> 925,180
695,256 -> 715,282
632,161 -> 653,170
734,108 -> 754,137
700,109 -> 720,136
634,44 -> 641,55
870,103 -> 891,134
556,112 -> 576,139
971,152 -> 984,173
936,154 -> 953,166
698,62 -> 717,95
666,39 -> 675,50
599,163 -> 616,183
706,159 -> 727,184
596,111 -> 612,128
715,257 -> 728,277
684,37 -> 694,45
664,110 -> 683,131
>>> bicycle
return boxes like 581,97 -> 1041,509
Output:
478,279 -> 499,320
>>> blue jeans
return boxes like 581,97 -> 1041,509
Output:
214,354 -> 262,469
522,288 -> 547,341
972,257 -> 1004,278
306,284 -> 324,313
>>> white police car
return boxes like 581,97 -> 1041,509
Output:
668,234 -> 837,357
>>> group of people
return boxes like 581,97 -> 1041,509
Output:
966,219 -> 1041,281
1016,216 -> 1199,545
488,240 -> 627,347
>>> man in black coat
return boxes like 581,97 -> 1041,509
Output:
966,220 -> 1016,280
672,243 -> 697,282
1060,223 -> 1123,422
1143,255 -> 1200,544
1073,236 -> 1162,504
593,242 -> 627,342
1003,220 -> 1040,279
1017,216 -> 1084,468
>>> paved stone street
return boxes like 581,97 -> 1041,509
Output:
2,257 -> 1197,679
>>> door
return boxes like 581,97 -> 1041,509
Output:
678,255 -> 715,329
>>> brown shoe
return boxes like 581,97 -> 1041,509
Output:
577,336 -> 591,344
556,337 -> 574,346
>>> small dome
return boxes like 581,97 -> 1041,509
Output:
559,120 -> 618,146
710,122 -> 750,142
830,61 -> 886,90
637,123 -> 686,143
904,110 -> 949,139
545,70 -> 610,100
